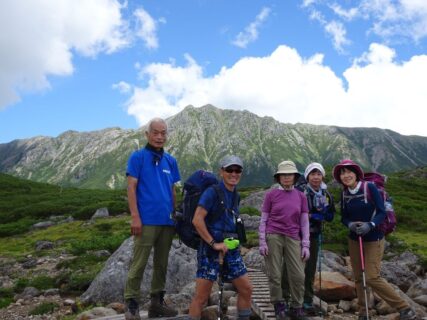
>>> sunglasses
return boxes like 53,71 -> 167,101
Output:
224,167 -> 243,174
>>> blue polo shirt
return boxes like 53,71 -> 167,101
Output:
198,181 -> 238,241
126,148 -> 180,226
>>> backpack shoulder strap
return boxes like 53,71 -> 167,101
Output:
208,184 -> 227,222
304,187 -> 314,212
363,181 -> 368,204
324,189 -> 335,211
231,190 -> 240,216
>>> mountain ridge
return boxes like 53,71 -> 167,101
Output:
1,104 -> 427,188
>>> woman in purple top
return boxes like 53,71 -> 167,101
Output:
259,160 -> 310,320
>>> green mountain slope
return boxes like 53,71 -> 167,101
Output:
0,173 -> 127,237
1,105 -> 426,188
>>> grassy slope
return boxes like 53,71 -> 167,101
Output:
0,173 -> 127,237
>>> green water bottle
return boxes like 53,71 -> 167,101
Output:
224,238 -> 240,250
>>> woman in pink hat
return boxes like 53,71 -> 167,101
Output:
333,159 -> 416,320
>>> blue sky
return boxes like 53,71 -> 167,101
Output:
1,0 -> 427,143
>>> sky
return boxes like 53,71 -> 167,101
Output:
1,0 -> 427,144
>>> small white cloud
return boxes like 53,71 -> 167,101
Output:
134,7 -> 159,49
112,81 -> 132,93
232,7 -> 271,48
329,4 -> 360,21
304,5 -> 350,53
353,43 -> 396,66
0,0 -> 130,109
325,21 -> 351,53
119,44 -> 427,136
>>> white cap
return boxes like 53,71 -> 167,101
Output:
304,162 -> 325,180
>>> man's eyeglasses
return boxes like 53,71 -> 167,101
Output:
224,167 -> 243,174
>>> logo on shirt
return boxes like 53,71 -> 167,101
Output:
163,169 -> 171,174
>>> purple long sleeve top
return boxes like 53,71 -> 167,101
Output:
261,188 -> 309,241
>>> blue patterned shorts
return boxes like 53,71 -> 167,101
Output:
196,245 -> 247,282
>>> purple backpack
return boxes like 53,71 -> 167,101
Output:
363,172 -> 397,236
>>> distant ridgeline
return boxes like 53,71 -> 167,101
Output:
1,104 -> 427,189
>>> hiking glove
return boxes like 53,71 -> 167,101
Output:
301,246 -> 310,262
259,211 -> 269,256
348,222 -> 358,233
356,222 -> 373,236
311,213 -> 324,221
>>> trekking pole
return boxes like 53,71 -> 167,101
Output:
217,238 -> 240,320
318,223 -> 323,317
218,251 -> 224,320
358,236 -> 370,320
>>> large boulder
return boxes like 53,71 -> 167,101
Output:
91,207 -> 109,220
243,248 -> 265,271
381,254 -> 419,292
240,190 -> 268,212
313,271 -> 356,301
406,279 -> 427,299
80,238 -> 197,305
240,214 -> 260,231
320,251 -> 353,279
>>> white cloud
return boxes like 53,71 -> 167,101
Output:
325,21 -> 351,53
305,7 -> 351,53
112,81 -> 131,93
120,44 -> 427,136
360,0 -> 427,42
134,7 -> 160,49
232,7 -> 271,48
329,4 -> 360,21
0,0 -> 130,108
306,0 -> 427,45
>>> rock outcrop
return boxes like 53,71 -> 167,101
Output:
80,238 -> 197,304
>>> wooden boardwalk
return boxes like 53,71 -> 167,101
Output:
247,268 -> 276,320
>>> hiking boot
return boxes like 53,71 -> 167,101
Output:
124,298 -> 141,320
274,302 -> 287,320
400,308 -> 417,320
303,302 -> 317,316
148,291 -> 178,318
288,307 -> 306,320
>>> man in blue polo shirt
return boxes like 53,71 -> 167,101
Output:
124,118 -> 181,320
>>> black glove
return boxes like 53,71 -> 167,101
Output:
348,222 -> 358,233
356,222 -> 373,236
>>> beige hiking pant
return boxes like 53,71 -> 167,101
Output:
264,233 -> 305,308
348,238 -> 409,314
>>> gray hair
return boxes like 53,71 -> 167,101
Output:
146,117 -> 168,133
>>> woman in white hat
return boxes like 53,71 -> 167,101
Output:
300,162 -> 335,314
259,160 -> 309,320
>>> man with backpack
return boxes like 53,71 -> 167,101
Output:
188,155 -> 253,320
124,118 -> 181,320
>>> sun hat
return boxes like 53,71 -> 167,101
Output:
219,155 -> 243,169
304,162 -> 325,180
274,160 -> 301,179
332,159 -> 364,184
